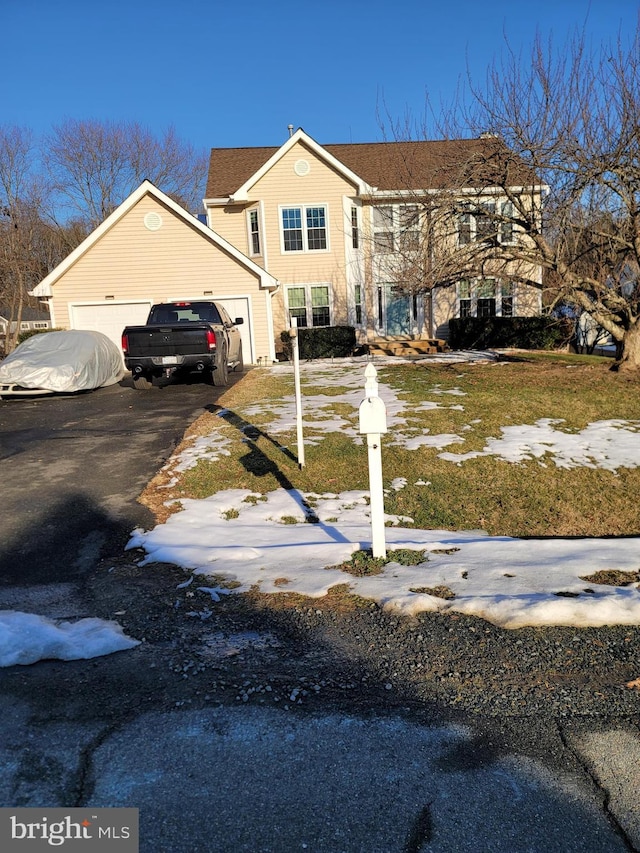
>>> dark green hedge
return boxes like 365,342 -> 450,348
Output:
17,327 -> 61,344
280,326 -> 357,360
448,316 -> 574,351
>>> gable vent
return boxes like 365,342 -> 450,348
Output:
294,158 -> 311,177
144,211 -> 163,231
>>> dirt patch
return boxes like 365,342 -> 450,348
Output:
580,569 -> 640,586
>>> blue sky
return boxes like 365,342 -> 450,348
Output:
3,0 -> 638,155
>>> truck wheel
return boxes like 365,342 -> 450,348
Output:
132,374 -> 153,390
233,343 -> 244,372
212,349 -> 228,386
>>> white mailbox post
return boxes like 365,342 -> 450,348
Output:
289,317 -> 305,469
359,364 -> 387,559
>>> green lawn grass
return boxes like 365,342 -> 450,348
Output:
167,352 -> 640,539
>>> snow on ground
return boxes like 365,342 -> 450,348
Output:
0,612 -> 140,667
126,359 -> 640,630
5,355 -> 640,668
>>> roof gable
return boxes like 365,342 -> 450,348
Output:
206,131 -> 540,200
205,129 -> 371,201
31,181 -> 278,297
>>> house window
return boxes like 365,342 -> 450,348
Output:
398,205 -> 420,251
501,281 -> 515,316
351,206 -> 359,249
287,284 -> 331,327
374,204 -> 421,253
20,322 -> 29,330
458,278 -> 515,318
458,207 -> 472,246
459,280 -> 473,318
475,202 -> 496,244
248,209 -> 261,255
282,208 -> 304,251
281,205 -> 327,252
306,207 -> 327,250
33,322 -> 49,329
477,278 -> 497,317
500,201 -> 514,244
354,284 -> 363,324
459,200 -> 511,246
373,206 -> 395,253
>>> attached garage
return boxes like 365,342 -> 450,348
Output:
30,181 -> 279,365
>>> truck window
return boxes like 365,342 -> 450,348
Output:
147,303 -> 222,324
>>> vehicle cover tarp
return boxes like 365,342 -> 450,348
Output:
0,330 -> 124,393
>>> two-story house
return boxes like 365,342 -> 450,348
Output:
30,128 -> 543,364
204,128 -> 543,352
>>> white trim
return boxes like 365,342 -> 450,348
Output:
30,180 -> 279,297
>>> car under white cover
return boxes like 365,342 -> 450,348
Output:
0,330 -> 124,397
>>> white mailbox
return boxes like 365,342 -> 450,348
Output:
359,395 -> 388,435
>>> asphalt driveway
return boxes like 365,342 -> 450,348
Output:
0,374 -> 242,587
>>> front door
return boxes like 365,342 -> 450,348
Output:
385,286 -> 411,335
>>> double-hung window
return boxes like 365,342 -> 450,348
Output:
476,278 -> 497,317
281,205 -> 327,252
373,206 -> 394,253
459,280 -> 473,318
373,204 -> 421,253
287,284 -> 331,327
458,199 -> 514,246
501,281 -> 515,316
351,206 -> 360,249
500,201 -> 515,244
458,278 -> 514,318
248,209 -> 261,256
354,284 -> 363,324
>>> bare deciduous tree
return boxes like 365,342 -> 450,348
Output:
45,119 -> 208,227
0,126 -> 52,352
384,25 -> 640,369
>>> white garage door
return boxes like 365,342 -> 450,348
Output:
217,297 -> 253,364
169,295 -> 254,364
70,301 -> 153,354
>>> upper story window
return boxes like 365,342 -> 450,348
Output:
248,209 -> 261,256
458,199 -> 516,246
281,205 -> 328,253
373,204 -> 421,253
351,206 -> 359,249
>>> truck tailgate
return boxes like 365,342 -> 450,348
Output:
125,324 -> 212,356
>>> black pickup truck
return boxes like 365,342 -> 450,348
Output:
121,300 -> 243,389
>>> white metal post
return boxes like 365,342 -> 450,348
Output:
291,317 -> 305,469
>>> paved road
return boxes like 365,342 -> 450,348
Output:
0,375 -> 240,586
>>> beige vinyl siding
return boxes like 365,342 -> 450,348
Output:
210,142 -> 359,334
49,194 -> 272,361
208,205 -> 254,258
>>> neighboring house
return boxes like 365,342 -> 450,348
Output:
0,304 -> 51,349
204,128 -> 543,349
30,181 -> 279,364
